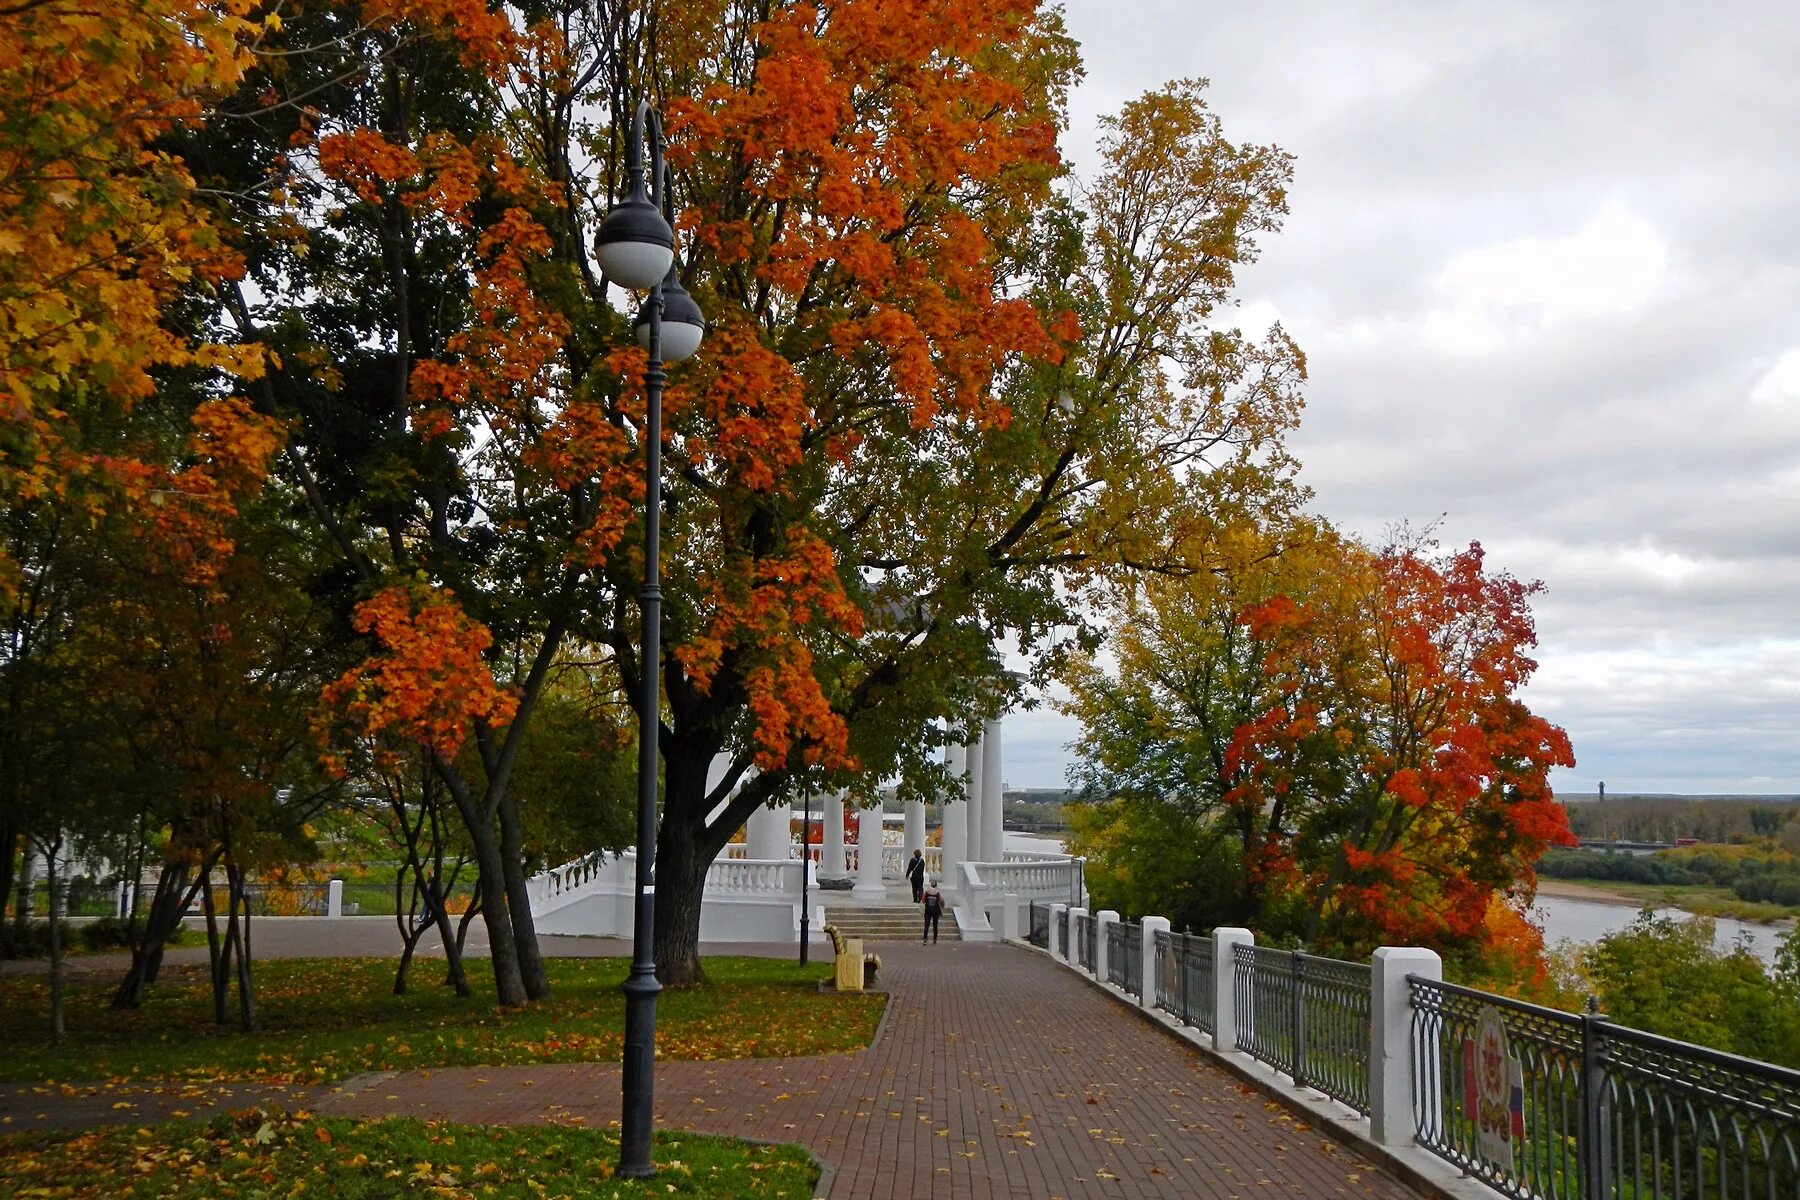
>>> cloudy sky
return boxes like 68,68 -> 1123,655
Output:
1003,1 -> 1800,795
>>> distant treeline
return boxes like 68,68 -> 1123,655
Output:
1539,845 -> 1800,907
1562,796 -> 1800,845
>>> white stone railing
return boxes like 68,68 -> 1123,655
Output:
528,851 -> 627,913
705,857 -> 800,894
1002,848 -> 1068,862
723,844 -> 749,860
883,846 -> 943,878
530,849 -> 806,917
966,858 -> 1082,902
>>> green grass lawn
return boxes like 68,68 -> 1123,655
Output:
0,956 -> 884,1086
0,1107 -> 818,1198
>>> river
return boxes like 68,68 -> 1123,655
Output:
1002,831 -> 1793,967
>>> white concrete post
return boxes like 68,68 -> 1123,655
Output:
748,802 -> 789,861
853,806 -> 886,900
821,792 -> 848,881
964,728 -> 985,862
1048,902 -> 1068,959
999,893 -> 1020,941
1068,906 -> 1088,969
903,797 -> 925,860
1214,927 -> 1254,1052
1371,946 -> 1441,1147
1096,909 -> 1119,983
980,715 -> 1004,865
939,745 -> 967,898
327,878 -> 344,918
1141,916 -> 1171,1012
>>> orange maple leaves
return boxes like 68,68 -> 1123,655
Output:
320,585 -> 518,771
677,528 -> 864,771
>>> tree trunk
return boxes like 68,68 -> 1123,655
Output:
112,858 -> 201,1009
497,790 -> 549,1000
439,763 -> 528,1006
14,851 -> 33,931
652,820 -> 710,987
227,864 -> 258,1032
202,873 -> 232,1026
430,879 -> 470,997
0,817 -> 18,927
44,841 -> 63,1043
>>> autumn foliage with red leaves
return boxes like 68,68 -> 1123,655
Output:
1226,538 -> 1576,959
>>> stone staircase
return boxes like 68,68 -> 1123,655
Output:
821,902 -> 960,943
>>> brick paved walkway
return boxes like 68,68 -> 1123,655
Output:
316,942 -> 1422,1200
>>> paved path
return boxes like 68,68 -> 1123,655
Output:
3,928 -> 1424,1200
319,942 -> 1419,1200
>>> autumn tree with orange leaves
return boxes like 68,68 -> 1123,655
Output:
110,0 -> 1313,999
1067,527 -> 1575,973
0,0 -> 313,994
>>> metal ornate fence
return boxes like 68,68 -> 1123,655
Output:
1028,902 -> 1050,949
1152,929 -> 1216,1035
1409,975 -> 1800,1200
1232,944 -> 1373,1115
1105,919 -> 1142,996
1074,912 -> 1097,971
1056,907 -> 1069,958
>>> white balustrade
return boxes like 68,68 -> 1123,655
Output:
704,857 -> 799,894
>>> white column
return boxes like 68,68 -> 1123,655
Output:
1141,916 -> 1171,1012
965,727 -> 985,862
1214,927 -> 1254,1052
939,745 -> 967,897
1096,909 -> 1119,984
327,878 -> 344,918
1371,947 -> 1442,1147
1068,906 -> 1088,969
1048,902 -> 1068,960
853,807 -> 886,900
747,803 -> 789,861
903,797 -> 925,860
980,715 -> 1003,864
821,792 -> 848,881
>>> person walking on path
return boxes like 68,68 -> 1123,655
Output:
921,876 -> 943,944
905,849 -> 926,903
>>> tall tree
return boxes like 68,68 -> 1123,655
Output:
1230,535 -> 1577,957
202,1 -> 1305,991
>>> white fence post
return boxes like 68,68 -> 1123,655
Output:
1047,902 -> 1067,958
327,878 -> 344,918
1214,927 -> 1253,1051
1371,946 -> 1441,1147
1000,893 -> 1020,940
1068,906 -> 1088,968
1140,916 -> 1170,1012
1095,910 -> 1118,983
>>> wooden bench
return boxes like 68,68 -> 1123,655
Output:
822,924 -> 879,990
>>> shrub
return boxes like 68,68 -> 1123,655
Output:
0,920 -> 76,960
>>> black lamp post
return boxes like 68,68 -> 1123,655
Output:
593,99 -> 704,1181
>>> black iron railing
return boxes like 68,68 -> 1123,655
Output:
1028,902 -> 1050,948
1409,975 -> 1800,1200
1105,919 -> 1142,996
1232,943 -> 1372,1115
1075,912 -> 1095,971
1153,930 -> 1216,1035
1056,906 -> 1069,957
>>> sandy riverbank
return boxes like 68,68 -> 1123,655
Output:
1533,878 -> 1644,906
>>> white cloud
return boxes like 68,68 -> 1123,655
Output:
1421,201 -> 1669,353
1022,0 -> 1800,796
